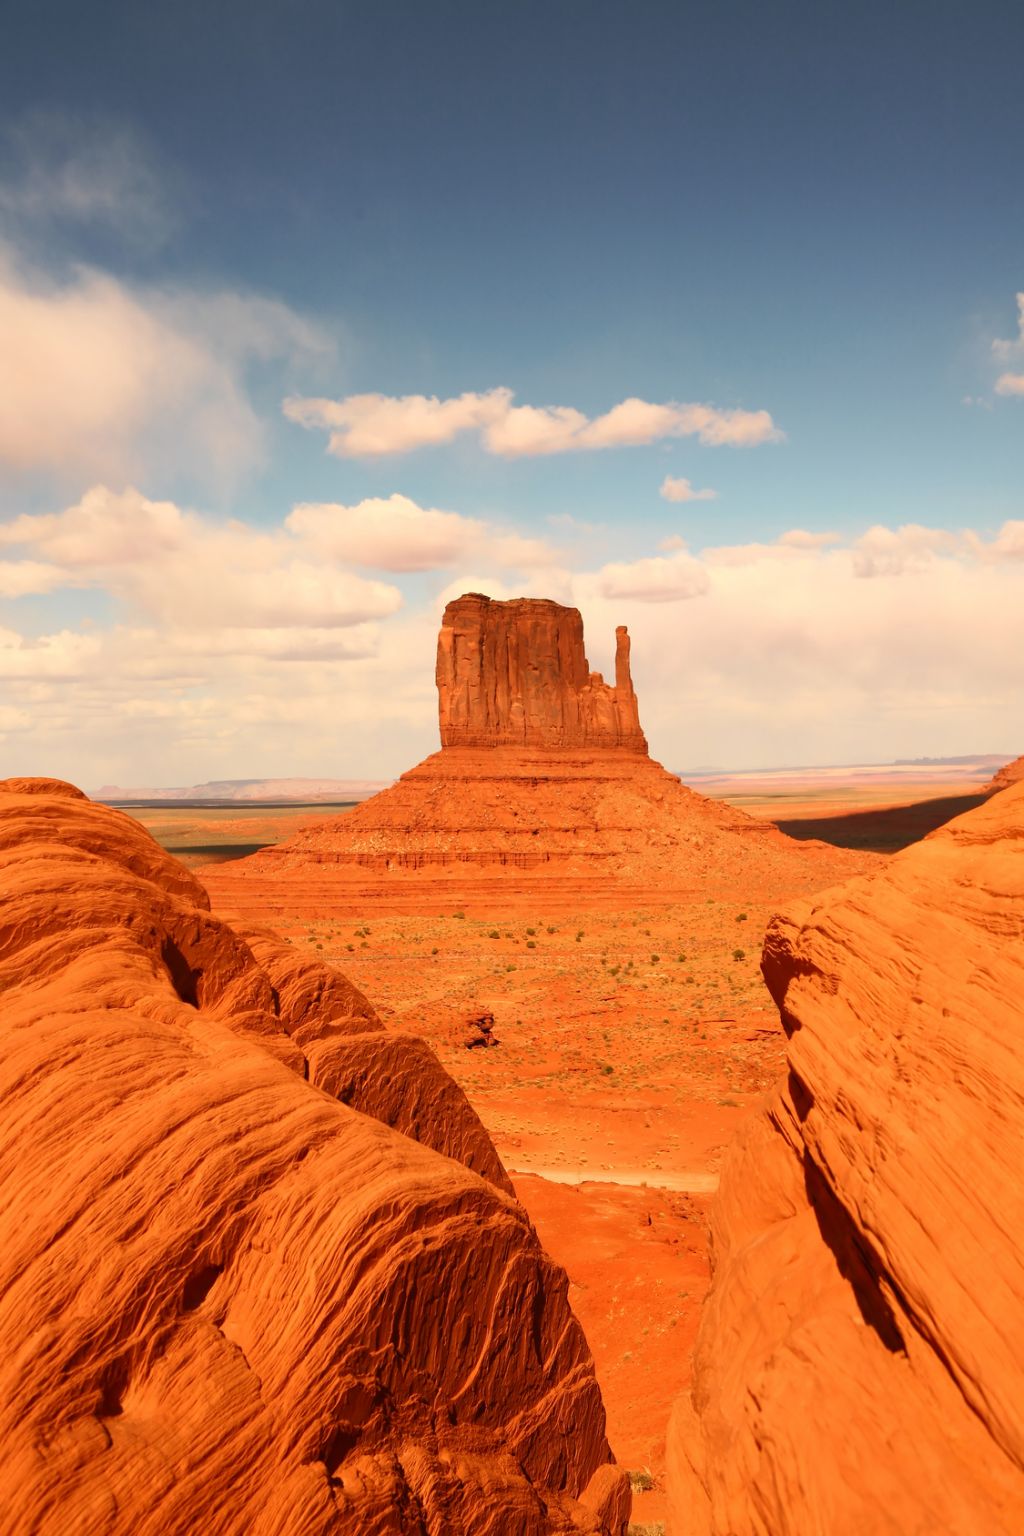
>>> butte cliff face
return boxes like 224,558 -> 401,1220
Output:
0,777 -> 628,1535
436,593 -> 647,752
668,783 -> 1024,1534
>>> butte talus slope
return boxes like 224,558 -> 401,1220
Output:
668,781 -> 1024,1534
0,777 -> 629,1535
226,592 -> 854,908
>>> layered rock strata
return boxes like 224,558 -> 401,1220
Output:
0,777 -> 628,1535
668,781 -> 1024,1534
437,593 -> 646,752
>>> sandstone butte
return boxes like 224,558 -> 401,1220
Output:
0,777 -> 630,1535
216,593 -> 851,918
668,780 -> 1024,1534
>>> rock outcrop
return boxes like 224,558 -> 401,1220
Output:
0,777 -> 628,1534
986,753 -> 1024,795
668,781 -> 1024,1534
209,593 -> 863,918
437,594 -> 646,752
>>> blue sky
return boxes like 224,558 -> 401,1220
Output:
1,1 -> 1023,783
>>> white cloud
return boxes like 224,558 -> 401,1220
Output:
286,493 -> 557,573
596,548 -> 711,603
0,559 -> 69,597
992,293 -> 1024,397
0,247 -> 329,487
2,485 -> 402,630
284,387 -> 782,458
659,475 -> 718,503
851,523 -> 958,578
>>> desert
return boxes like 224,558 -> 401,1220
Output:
4,7 -> 1024,1531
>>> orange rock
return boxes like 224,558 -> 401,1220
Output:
668,782 -> 1024,1534
219,593 -> 866,917
436,593 -> 646,752
986,753 -> 1024,794
0,778 -> 628,1534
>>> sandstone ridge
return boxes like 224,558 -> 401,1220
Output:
986,753 -> 1024,795
0,778 -> 628,1534
668,782 -> 1024,1534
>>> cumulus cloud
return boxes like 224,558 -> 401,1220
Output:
284,387 -> 782,458
851,523 -> 958,578
596,548 -> 710,603
1,486 -> 402,630
286,493 -> 557,572
0,559 -> 69,597
659,475 -> 718,503
0,248 -> 329,486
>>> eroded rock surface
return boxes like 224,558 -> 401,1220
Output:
668,782 -> 1024,1534
987,753 -> 1024,794
0,778 -> 628,1534
436,593 -> 647,752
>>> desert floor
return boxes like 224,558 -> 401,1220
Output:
119,765 -> 994,1527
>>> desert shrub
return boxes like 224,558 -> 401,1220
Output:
628,1468 -> 656,1494
650,954 -> 660,963
602,1064 -> 614,1075
526,940 -> 537,948
732,947 -> 745,961
736,912 -> 748,922
431,946 -> 439,955
489,930 -> 500,938
575,930 -> 584,941
526,927 -> 536,935
453,910 -> 465,920
547,925 -> 556,933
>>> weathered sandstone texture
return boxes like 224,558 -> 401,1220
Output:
437,593 -> 646,752
668,782 -> 1024,1534
0,777 -> 628,1535
987,753 -> 1024,794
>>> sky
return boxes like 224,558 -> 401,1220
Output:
1,0 -> 1023,786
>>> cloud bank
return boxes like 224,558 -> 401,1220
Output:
283,387 -> 782,458
4,487 -> 1024,784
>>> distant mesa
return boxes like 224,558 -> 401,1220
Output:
0,777 -> 628,1533
96,776 -> 390,803
669,781 -> 1024,1533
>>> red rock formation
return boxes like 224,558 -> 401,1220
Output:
986,753 -> 1024,794
668,783 -> 1024,1534
210,593 -> 866,922
0,777 -> 628,1534
437,594 -> 647,752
